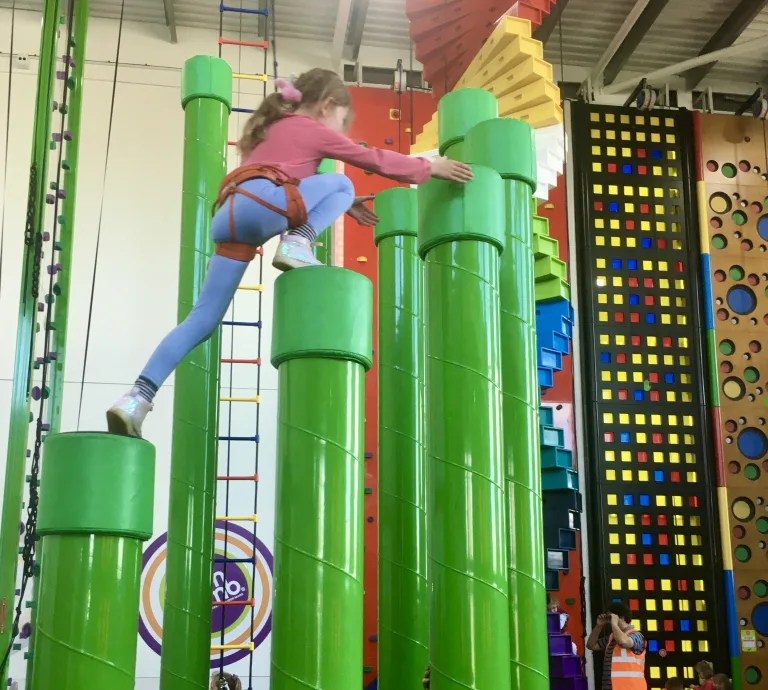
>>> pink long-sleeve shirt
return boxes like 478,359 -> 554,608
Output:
241,113 -> 431,184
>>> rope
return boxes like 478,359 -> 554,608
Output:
76,0 -> 125,429
0,0 -> 15,304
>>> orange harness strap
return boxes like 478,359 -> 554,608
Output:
213,164 -> 308,262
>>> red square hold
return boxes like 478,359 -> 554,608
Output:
629,277 -> 639,287
614,311 -> 625,323
595,201 -> 604,211
678,579 -> 688,591
663,337 -> 672,347
652,433 -> 663,444
671,471 -> 681,482
658,239 -> 667,249
627,553 -> 637,565
643,554 -> 654,565
640,203 -> 650,213
630,599 -> 640,610
665,640 -> 675,652
632,335 -> 641,346
664,620 -> 674,632
645,295 -> 655,306
641,514 -> 652,526
638,166 -> 647,175
638,451 -> 648,462
689,496 -> 699,508
608,163 -> 617,173
638,149 -> 647,158
650,390 -> 660,402
626,220 -> 636,230
645,579 -> 655,590
658,534 -> 669,546
675,261 -> 684,272
618,389 -> 628,400
649,373 -> 659,383
604,432 -> 615,442
644,278 -> 654,288
657,514 -> 667,526
630,312 -> 640,323
617,353 -> 627,364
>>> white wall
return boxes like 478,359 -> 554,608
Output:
0,9 -> 424,689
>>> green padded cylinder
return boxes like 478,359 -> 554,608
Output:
417,166 -> 505,258
437,88 -> 498,155
374,188 -> 428,690
373,187 -> 418,244
181,55 -> 232,110
31,432 -> 155,689
270,267 -> 371,690
38,433 -> 155,538
271,266 -> 373,370
464,117 -> 537,188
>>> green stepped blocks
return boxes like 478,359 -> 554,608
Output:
535,255 -> 568,282
533,234 -> 558,258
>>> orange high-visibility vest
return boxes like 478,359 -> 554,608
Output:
608,629 -> 647,690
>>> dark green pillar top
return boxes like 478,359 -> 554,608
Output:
464,117 -> 537,190
181,55 -> 233,111
438,88 -> 498,155
417,165 -> 505,258
271,266 -> 373,370
374,187 -> 418,245
37,432 -> 155,540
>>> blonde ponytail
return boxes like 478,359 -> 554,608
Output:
237,92 -> 299,155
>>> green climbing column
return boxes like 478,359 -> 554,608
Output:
466,118 -> 548,690
374,188 -> 427,690
30,433 -> 154,688
0,0 -> 61,681
313,158 -> 336,264
270,266 -> 372,690
418,88 -> 512,690
159,55 -> 232,690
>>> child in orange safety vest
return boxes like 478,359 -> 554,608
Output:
586,602 -> 647,690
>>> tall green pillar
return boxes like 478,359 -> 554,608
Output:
160,55 -> 232,690
374,188 -> 427,690
30,433 -> 154,688
270,266 -> 372,690
418,88 -> 512,690
466,118 -> 548,690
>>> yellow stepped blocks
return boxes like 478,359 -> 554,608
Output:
475,55 -> 552,99
497,79 -> 560,117
457,16 -> 532,88
463,35 -> 543,89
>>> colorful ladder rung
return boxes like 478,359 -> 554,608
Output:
212,598 -> 255,607
232,107 -> 255,114
216,514 -> 259,522
219,3 -> 268,15
227,140 -> 238,147
215,556 -> 256,564
220,396 -> 260,403
218,435 -> 260,442
217,474 -> 259,481
232,73 -> 268,82
237,284 -> 263,291
222,320 -> 261,327
212,643 -> 255,651
218,37 -> 268,48
221,357 -> 261,365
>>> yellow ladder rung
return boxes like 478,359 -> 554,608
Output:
237,284 -> 263,291
233,73 -> 268,82
211,643 -> 255,651
220,396 -> 261,403
217,514 -> 259,522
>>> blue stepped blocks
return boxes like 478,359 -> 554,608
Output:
536,298 -> 574,356
542,467 -> 578,491
544,524 -> 578,551
538,366 -> 554,389
540,425 -> 565,449
538,345 -> 563,372
539,406 -> 554,426
541,445 -> 573,469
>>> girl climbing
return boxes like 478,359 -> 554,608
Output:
107,68 -> 472,438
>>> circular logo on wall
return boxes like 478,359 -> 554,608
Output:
139,520 -> 273,667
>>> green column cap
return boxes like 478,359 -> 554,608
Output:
181,55 -> 233,111
374,187 -> 418,245
317,158 -> 336,174
464,118 -> 537,190
417,164 -> 505,258
272,266 -> 373,370
438,88 -> 498,155
38,433 -> 155,540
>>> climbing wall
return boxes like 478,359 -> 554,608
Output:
695,112 -> 768,689
571,102 -> 727,689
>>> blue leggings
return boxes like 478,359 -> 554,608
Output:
140,173 -> 354,388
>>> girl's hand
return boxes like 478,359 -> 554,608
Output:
347,194 -> 379,226
430,157 -> 473,183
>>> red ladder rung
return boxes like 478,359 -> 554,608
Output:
219,37 -> 269,49
212,598 -> 256,607
221,358 -> 262,365
217,474 -> 259,481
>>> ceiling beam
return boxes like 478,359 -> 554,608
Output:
162,0 -> 177,43
331,0 -> 354,70
343,0 -> 371,62
683,0 -> 768,90
534,0 -> 571,45
601,0 -> 670,86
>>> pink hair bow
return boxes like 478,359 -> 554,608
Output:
276,78 -> 302,102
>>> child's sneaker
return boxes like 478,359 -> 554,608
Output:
106,387 -> 153,438
272,234 -> 323,271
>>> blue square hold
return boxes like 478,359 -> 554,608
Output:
634,390 -> 644,401
646,313 -> 656,324
641,238 -> 652,248
612,259 -> 622,269
629,294 -> 639,305
680,620 -> 690,632
640,494 -> 650,506
659,553 -> 670,565
628,259 -> 638,270
654,470 -> 664,482
620,432 -> 631,443
623,164 -> 633,174
652,149 -> 662,159
641,533 -> 652,546
601,352 -> 611,363
665,373 -> 675,384
623,494 -> 634,506
610,202 -> 619,212
648,640 -> 659,653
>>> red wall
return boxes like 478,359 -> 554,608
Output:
538,178 -> 585,654
344,86 -> 436,688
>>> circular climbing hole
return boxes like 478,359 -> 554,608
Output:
728,285 -> 757,314
706,160 -> 719,172
730,265 -> 745,281
750,340 -> 762,352
738,586 -> 752,600
712,234 -> 727,249
753,202 -> 764,214
734,525 -> 747,539
733,210 -> 748,225
720,361 -> 733,374
752,604 -> 768,638
714,269 -> 727,282
740,160 -> 752,172
749,273 -> 760,286
720,339 -> 736,355
745,665 -> 763,685
758,215 -> 768,241
709,192 -> 732,214
728,460 -> 741,473
745,463 -> 761,481
723,377 -> 746,401
738,428 -> 768,460
717,308 -> 730,321
710,216 -> 723,229
757,517 -> 768,534
735,544 -> 752,562
743,239 -> 754,251
745,366 -> 761,383
722,162 -> 737,178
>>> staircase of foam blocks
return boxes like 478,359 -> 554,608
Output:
409,14 -> 565,201
548,611 -> 587,690
533,213 -> 587,688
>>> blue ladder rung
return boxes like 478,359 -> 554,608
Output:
222,320 -> 262,327
215,556 -> 256,564
232,107 -> 255,114
219,435 -> 260,442
220,3 -> 268,14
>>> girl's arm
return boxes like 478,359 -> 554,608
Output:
316,124 -> 431,184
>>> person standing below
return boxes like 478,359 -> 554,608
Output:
586,602 -> 648,690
